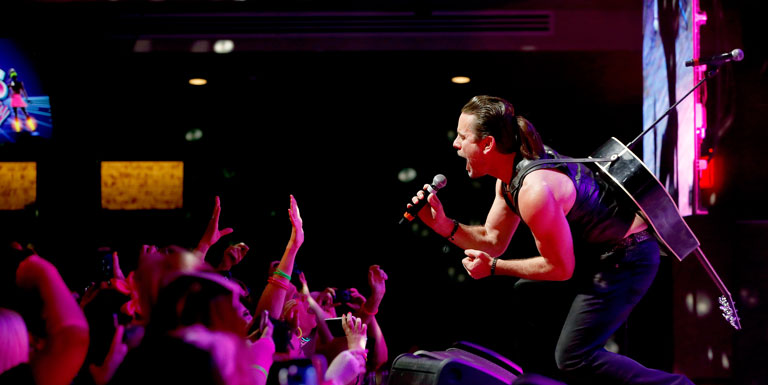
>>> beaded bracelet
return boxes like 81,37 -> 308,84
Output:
448,219 -> 459,241
491,257 -> 499,276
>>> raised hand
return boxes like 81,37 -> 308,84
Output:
315,287 -> 337,318
298,271 -> 310,296
112,251 -> 126,280
196,196 -> 234,257
341,312 -> 368,351
367,265 -> 388,296
344,288 -> 367,312
89,317 -> 128,385
359,265 -> 387,318
288,194 -> 304,248
317,287 -> 336,307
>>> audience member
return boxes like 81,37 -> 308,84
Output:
0,246 -> 90,385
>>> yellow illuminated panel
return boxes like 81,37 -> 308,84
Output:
0,162 -> 37,210
101,161 -> 183,210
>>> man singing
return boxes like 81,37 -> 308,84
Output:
408,95 -> 693,385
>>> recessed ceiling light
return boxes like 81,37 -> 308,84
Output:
398,167 -> 417,183
133,39 -> 152,53
189,78 -> 208,86
214,40 -> 235,54
191,40 -> 211,53
451,76 -> 470,84
185,128 -> 204,142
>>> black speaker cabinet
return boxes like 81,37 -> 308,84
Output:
389,341 -> 523,385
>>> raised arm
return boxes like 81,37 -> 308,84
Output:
254,195 -> 304,317
194,196 -> 234,260
357,265 -> 386,324
274,194 -> 304,278
365,316 -> 388,371
298,272 -> 333,342
15,254 -> 89,385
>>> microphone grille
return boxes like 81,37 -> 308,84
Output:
432,174 -> 447,190
731,48 -> 744,62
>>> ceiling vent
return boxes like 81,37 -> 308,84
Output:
126,10 -> 554,36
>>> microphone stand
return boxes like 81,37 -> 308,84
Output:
625,65 -> 721,151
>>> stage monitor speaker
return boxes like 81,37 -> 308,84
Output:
389,341 -> 523,385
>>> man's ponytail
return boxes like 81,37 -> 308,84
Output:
515,116 -> 544,160
461,95 -> 544,159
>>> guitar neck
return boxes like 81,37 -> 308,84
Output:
692,247 -> 742,330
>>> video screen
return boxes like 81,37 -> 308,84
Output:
642,0 -> 696,215
0,39 -> 53,142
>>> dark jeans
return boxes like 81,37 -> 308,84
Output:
515,239 -> 694,385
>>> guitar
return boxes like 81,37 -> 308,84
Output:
589,137 -> 741,330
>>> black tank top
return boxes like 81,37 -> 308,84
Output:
10,80 -> 23,93
501,147 -> 636,247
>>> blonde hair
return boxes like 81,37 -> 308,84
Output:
0,308 -> 29,373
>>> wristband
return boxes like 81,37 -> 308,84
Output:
491,257 -> 499,276
361,306 -> 378,316
448,219 -> 459,241
273,269 -> 291,280
267,277 -> 290,290
252,364 -> 268,378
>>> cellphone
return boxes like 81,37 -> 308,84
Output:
324,317 -> 346,338
334,289 -> 352,305
101,252 -> 114,281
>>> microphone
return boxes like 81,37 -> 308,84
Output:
685,48 -> 744,67
399,174 -> 447,225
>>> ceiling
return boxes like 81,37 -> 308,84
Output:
8,0 -> 642,52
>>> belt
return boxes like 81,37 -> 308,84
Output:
607,229 -> 654,252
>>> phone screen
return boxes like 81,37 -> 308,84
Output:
101,253 -> 114,281
266,358 -> 317,385
324,317 -> 346,338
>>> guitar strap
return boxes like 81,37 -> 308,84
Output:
504,156 -> 614,212
510,156 -> 613,187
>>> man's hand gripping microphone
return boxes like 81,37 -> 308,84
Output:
399,174 -> 447,225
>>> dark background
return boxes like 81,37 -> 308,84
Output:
1,1 -> 766,383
